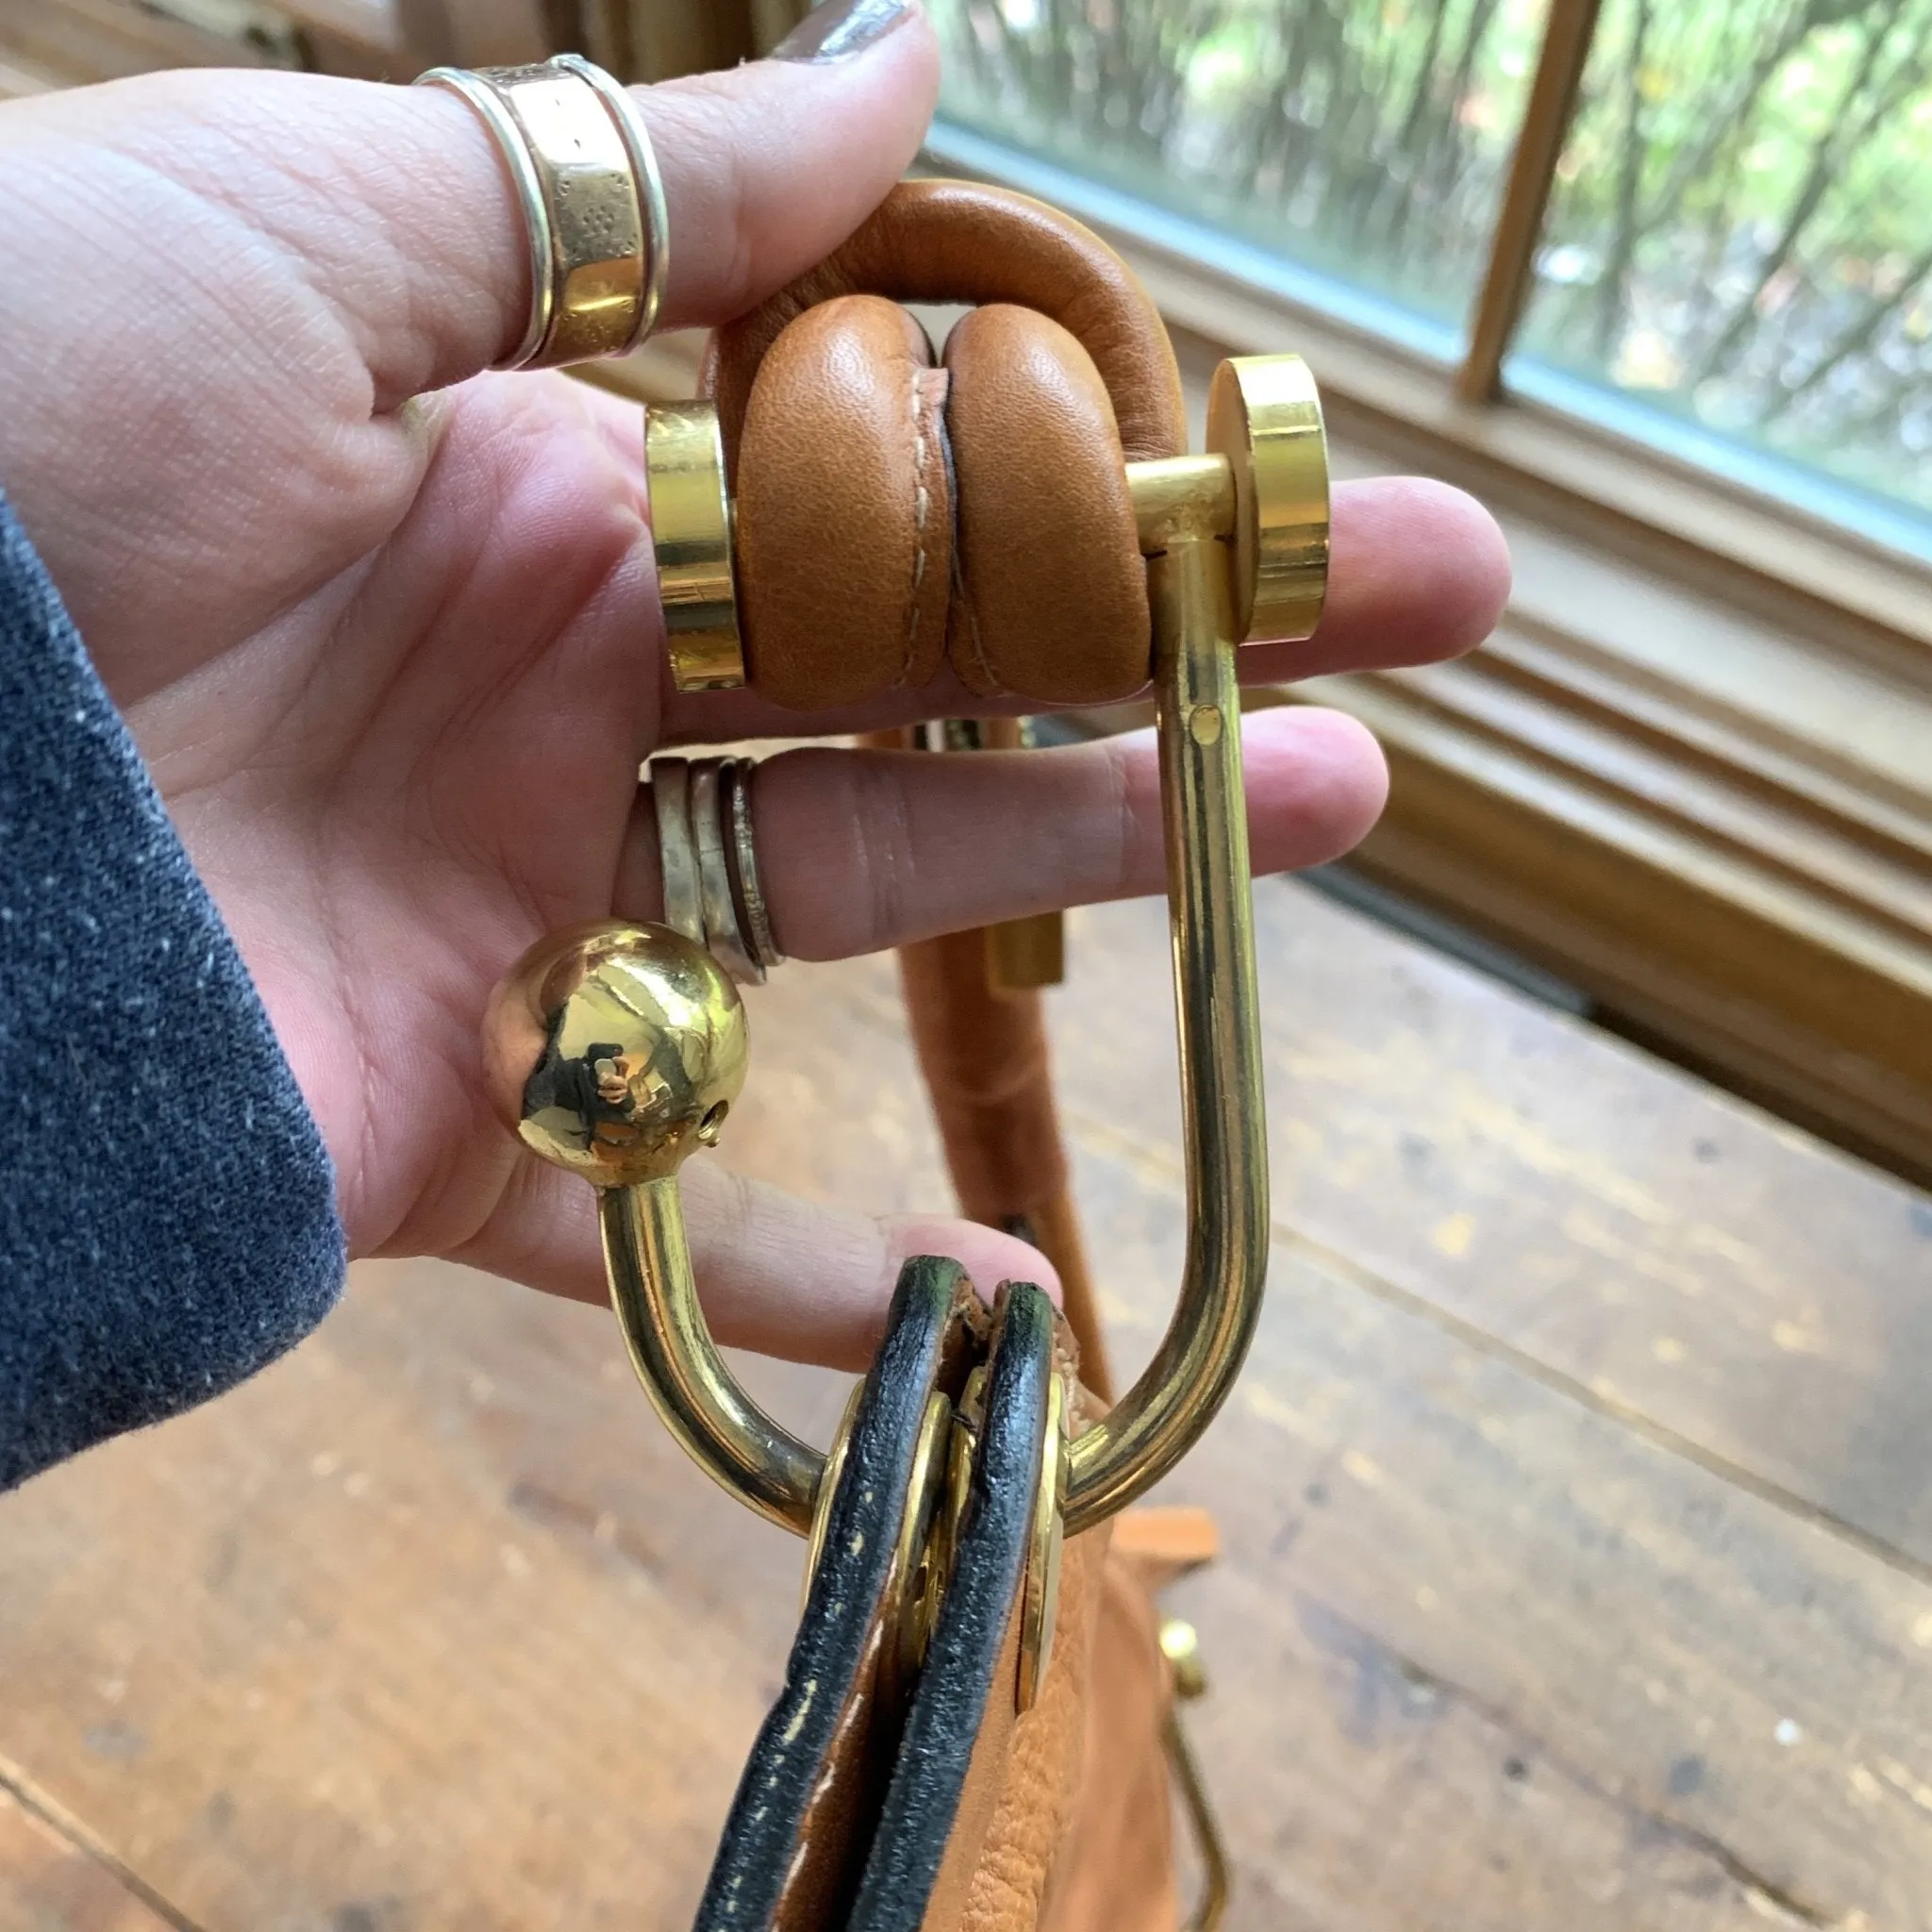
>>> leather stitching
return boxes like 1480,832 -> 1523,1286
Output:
941,372 -> 1004,698
905,363 -> 930,686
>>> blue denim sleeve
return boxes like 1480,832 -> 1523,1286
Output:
0,491 -> 345,1488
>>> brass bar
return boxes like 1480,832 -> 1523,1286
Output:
604,1178 -> 823,1534
1062,492 -> 1269,1536
1456,0 -> 1604,406
1165,1710 -> 1231,1931
1160,1618 -> 1230,1928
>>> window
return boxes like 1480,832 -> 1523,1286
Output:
934,0 -> 1542,341
930,0 -> 1932,557
923,0 -> 1932,1191
1520,0 -> 1932,547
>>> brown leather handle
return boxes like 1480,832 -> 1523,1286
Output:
699,181 -> 1186,712
708,184 -> 1191,1394
705,179 -> 1186,466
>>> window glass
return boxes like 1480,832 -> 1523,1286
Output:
1517,0 -> 1932,529
931,0 -> 1546,336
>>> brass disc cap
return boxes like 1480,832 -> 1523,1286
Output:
646,401 -> 746,692
1205,355 -> 1330,645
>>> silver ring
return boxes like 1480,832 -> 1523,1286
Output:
415,65 -> 554,370
691,758 -> 761,986
724,759 -> 786,973
648,756 -> 783,985
651,758 -> 702,944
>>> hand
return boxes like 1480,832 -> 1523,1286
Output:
0,7 -> 1508,1369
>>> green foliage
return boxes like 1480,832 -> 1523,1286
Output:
933,0 -> 1932,518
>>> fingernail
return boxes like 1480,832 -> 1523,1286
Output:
773,0 -> 915,61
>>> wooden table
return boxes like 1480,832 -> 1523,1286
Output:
4,881 -> 1928,1930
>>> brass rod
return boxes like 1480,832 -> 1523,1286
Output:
1062,518 -> 1269,1536
1457,0 -> 1604,406
1165,1713 -> 1232,1931
1130,454 -> 1236,550
604,1178 -> 822,1533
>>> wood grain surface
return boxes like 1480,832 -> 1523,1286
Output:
2,881 -> 1927,1930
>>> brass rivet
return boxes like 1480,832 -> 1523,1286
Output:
1189,705 -> 1224,747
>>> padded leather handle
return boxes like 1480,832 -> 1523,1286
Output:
700,181 -> 1187,711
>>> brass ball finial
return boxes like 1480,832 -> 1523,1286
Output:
481,920 -> 748,1188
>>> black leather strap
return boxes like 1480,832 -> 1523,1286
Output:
694,1257 -> 976,1931
846,1281 -> 1056,1931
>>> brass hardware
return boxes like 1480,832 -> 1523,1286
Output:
891,1390 -> 958,1701
980,718 -> 1066,993
1016,1370 -> 1068,1713
482,919 -> 747,1189
1158,1619 -> 1230,1931
602,1179 -> 820,1531
1064,445 -> 1270,1535
645,404 -> 746,691
986,913 -> 1065,992
945,1364 -> 988,1557
800,1380 -> 862,1602
1128,454 -> 1236,554
1205,357 -> 1328,646
1159,1616 -> 1208,1701
802,1382 -> 954,1705
544,351 -> 1328,1538
482,919 -> 821,1534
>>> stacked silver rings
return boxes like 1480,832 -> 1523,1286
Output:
651,757 -> 785,986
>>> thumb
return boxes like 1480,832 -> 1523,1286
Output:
6,4 -> 939,409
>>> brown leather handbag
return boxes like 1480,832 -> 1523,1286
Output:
481,179 -> 1330,1930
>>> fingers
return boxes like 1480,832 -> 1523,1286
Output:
321,12 -> 939,400
652,471 -> 1511,745
615,705 -> 1387,958
3,13 -> 937,410
470,1151 -> 1056,1371
1247,475 -> 1511,682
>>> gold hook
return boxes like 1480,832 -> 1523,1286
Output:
480,920 -> 821,1532
484,355 -> 1327,1540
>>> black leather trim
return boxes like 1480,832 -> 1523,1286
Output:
846,1280 -> 1056,1931
694,1257 -> 970,1931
